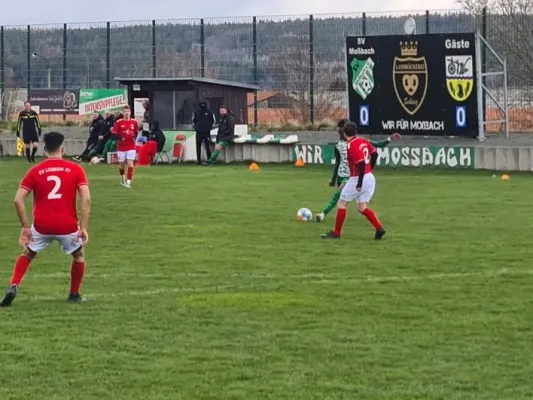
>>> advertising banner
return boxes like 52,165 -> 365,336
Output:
291,144 -> 474,168
28,89 -> 79,114
79,89 -> 126,115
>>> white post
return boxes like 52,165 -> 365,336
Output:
503,59 -> 509,137
475,32 -> 485,141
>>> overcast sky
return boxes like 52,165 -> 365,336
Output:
1,0 -> 461,26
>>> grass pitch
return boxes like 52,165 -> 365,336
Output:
0,158 -> 532,400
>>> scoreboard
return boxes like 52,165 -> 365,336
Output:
346,33 -> 478,137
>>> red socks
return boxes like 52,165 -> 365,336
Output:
127,166 -> 134,181
10,255 -> 31,286
119,167 -> 125,176
9,256 -> 85,294
333,208 -> 347,236
70,261 -> 86,294
362,208 -> 383,230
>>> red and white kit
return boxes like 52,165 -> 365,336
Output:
20,158 -> 88,254
112,118 -> 139,162
340,137 -> 377,204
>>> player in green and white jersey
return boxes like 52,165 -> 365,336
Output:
315,120 -> 400,222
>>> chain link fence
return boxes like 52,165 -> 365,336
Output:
0,9 -> 531,130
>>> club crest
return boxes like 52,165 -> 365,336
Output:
392,41 -> 428,116
445,55 -> 474,102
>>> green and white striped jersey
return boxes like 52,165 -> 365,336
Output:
336,140 -> 349,178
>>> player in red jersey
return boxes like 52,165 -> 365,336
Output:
111,105 -> 138,188
321,122 -> 386,240
0,132 -> 91,307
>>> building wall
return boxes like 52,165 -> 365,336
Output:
198,84 -> 248,124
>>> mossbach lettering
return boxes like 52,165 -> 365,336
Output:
410,120 -> 444,130
377,146 -> 472,168
348,47 -> 375,55
381,120 -> 444,131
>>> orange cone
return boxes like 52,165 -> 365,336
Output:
295,158 -> 305,167
249,162 -> 260,171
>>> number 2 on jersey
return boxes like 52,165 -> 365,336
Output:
47,175 -> 62,200
363,147 -> 370,164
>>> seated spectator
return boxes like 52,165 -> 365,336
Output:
74,111 -> 105,162
141,121 -> 165,163
148,121 -> 166,152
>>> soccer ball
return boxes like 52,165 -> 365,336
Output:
90,157 -> 100,165
296,207 -> 313,221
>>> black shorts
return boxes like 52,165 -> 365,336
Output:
22,132 -> 39,144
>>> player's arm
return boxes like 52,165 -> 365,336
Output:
370,133 -> 401,148
368,142 -> 378,170
34,112 -> 42,136
330,147 -> 340,186
14,188 -> 31,228
370,152 -> 378,169
16,112 -> 22,137
78,185 -> 91,232
109,122 -> 121,141
356,161 -> 366,188
370,139 -> 390,148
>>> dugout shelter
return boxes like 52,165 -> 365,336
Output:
115,77 -> 260,130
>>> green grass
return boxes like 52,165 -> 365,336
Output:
1,158 -> 533,400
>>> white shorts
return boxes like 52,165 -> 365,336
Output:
117,150 -> 136,162
28,226 -> 83,255
340,173 -> 376,203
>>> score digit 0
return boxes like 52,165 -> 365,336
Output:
456,106 -> 467,128
359,105 -> 370,126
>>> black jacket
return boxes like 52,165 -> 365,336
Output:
193,103 -> 215,133
103,115 -> 116,140
148,121 -> 166,152
89,115 -> 106,141
16,110 -> 41,137
216,112 -> 236,143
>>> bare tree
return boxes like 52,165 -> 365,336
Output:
458,0 -> 533,130
267,37 -> 342,127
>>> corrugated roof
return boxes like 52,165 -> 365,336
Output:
115,76 -> 260,91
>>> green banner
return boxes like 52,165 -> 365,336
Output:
79,89 -> 126,115
291,144 -> 475,168
291,144 -> 336,165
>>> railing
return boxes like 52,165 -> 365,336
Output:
0,8 -> 531,130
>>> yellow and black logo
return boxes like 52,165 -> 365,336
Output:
445,55 -> 474,102
393,41 -> 428,116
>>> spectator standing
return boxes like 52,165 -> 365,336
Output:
207,105 -> 235,165
193,101 -> 215,165
16,101 -> 42,163
142,100 -> 150,136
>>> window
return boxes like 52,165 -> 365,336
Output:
174,90 -> 196,126
152,91 -> 174,130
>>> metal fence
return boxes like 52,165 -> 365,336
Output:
0,9 -> 532,129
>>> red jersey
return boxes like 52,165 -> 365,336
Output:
20,158 -> 88,235
347,137 -> 376,176
112,118 -> 139,151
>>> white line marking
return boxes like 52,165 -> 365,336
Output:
11,268 -> 532,303
30,267 -> 533,282
24,284 -> 240,302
